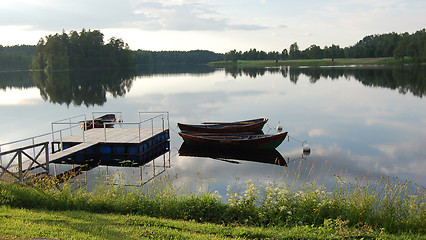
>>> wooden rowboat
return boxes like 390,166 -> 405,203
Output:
178,143 -> 287,166
178,131 -> 288,149
80,114 -> 116,130
177,118 -> 267,133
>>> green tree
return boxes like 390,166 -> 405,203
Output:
307,44 -> 322,60
281,49 -> 289,60
43,34 -> 69,71
289,42 -> 300,59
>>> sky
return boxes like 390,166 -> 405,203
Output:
0,0 -> 425,53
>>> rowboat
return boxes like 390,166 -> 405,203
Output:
178,143 -> 287,166
177,118 -> 268,133
80,114 -> 116,130
178,131 -> 288,149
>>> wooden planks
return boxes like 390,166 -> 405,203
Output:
49,142 -> 97,162
58,128 -> 165,144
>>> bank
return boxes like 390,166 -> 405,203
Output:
207,57 -> 416,68
0,178 -> 424,239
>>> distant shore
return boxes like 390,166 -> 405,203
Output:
207,57 -> 418,67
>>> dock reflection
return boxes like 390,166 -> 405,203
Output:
178,143 -> 287,167
50,141 -> 170,184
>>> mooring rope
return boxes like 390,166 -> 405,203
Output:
288,135 -> 308,145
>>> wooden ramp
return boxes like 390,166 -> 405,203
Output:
50,142 -> 98,162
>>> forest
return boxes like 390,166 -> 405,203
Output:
1,29 -> 425,70
0,45 -> 35,69
29,29 -> 135,71
224,29 -> 426,63
135,50 -> 223,65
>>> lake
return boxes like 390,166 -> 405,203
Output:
1,65 -> 425,195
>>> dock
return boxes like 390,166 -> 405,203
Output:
0,112 -> 170,182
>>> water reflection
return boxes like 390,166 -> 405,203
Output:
0,70 -> 34,90
225,65 -> 426,98
1,64 -> 425,194
49,141 -> 171,187
137,64 -> 216,76
30,69 -> 137,106
178,143 -> 288,166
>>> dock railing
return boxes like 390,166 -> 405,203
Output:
1,111 -> 170,182
100,111 -> 169,143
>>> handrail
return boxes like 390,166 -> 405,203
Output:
138,111 -> 169,131
1,111 -> 170,163
92,111 -> 123,121
0,124 -> 81,148
51,114 -> 86,124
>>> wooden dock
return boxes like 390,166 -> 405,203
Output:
59,128 -> 166,144
52,127 -> 170,163
1,127 -> 170,182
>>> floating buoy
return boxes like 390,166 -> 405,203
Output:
303,143 -> 311,153
276,121 -> 283,132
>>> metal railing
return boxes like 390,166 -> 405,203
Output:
1,111 -> 170,181
0,142 -> 49,182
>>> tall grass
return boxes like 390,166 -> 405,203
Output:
0,173 -> 424,235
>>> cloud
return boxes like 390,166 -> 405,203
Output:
0,0 -> 268,32
309,128 -> 326,137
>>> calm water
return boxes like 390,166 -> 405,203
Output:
1,65 -> 425,195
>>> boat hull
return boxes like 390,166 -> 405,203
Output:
177,118 -> 267,133
178,131 -> 288,149
80,114 -> 116,130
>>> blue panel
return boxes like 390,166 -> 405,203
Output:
115,146 -> 125,153
100,146 -> 112,154
129,147 -> 137,154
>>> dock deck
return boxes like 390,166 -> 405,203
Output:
0,112 -> 170,182
58,127 -> 165,144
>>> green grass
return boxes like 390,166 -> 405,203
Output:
0,176 -> 424,239
0,206 -> 421,240
208,57 -> 410,67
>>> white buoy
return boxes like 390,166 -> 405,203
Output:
276,121 -> 283,132
303,143 -> 311,153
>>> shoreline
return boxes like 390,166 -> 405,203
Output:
207,57 -> 421,68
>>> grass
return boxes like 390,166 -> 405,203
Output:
0,174 -> 424,239
207,57 -> 409,68
0,206 -> 421,240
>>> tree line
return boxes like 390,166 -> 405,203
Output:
30,29 -> 136,71
1,29 -> 425,71
135,50 -> 223,65
0,45 -> 35,69
28,29 -> 223,70
224,29 -> 426,63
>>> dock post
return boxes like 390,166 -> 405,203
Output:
104,125 -> 107,143
18,150 -> 23,182
45,142 -> 49,174
59,131 -> 63,151
32,138 -> 36,159
151,119 -> 154,136
162,116 -> 165,131
138,123 -> 141,143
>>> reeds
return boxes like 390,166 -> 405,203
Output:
0,173 -> 424,235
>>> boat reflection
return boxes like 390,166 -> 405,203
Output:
178,143 -> 287,167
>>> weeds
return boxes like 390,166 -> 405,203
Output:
0,174 -> 424,235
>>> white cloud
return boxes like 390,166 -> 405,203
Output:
1,0 -> 425,51
309,128 -> 326,137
